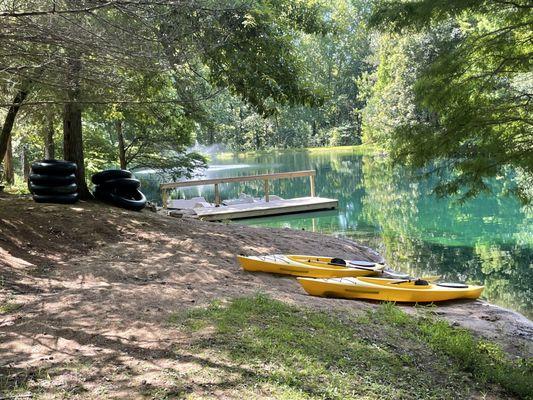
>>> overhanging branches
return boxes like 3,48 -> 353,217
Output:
0,88 -> 225,108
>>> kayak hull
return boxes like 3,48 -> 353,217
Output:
297,277 -> 484,303
237,255 -> 383,278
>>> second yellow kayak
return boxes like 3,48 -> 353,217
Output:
237,254 -> 384,278
297,277 -> 484,303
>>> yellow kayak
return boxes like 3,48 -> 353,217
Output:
297,277 -> 484,303
290,255 -> 441,282
237,255 -> 385,278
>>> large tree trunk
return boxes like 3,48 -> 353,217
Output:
63,57 -> 91,199
63,102 -> 90,198
44,114 -> 55,159
116,120 -> 127,169
4,137 -> 14,184
0,88 -> 28,166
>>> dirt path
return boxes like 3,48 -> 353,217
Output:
1,196 -> 531,398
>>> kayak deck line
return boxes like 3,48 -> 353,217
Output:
279,267 -> 311,274
345,288 -> 381,294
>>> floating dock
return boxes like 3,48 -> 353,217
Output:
194,196 -> 338,221
160,170 -> 338,221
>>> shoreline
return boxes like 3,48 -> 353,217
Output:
0,196 -> 531,397
213,143 -> 380,160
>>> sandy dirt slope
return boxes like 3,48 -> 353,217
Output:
0,195 -> 531,398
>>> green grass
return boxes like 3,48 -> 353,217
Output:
215,144 -> 379,160
0,294 -> 22,314
0,360 -> 102,399
306,144 -> 379,154
0,301 -> 21,314
2,174 -> 30,195
169,295 -> 532,400
419,319 -> 533,398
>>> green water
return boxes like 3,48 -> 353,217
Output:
138,148 -> 532,318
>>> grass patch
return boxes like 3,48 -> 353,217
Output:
419,319 -> 533,398
0,301 -> 21,314
307,144 -> 379,155
0,361 -> 101,399
169,295 -> 532,399
3,175 -> 30,195
215,144 -> 379,160
0,294 -> 22,314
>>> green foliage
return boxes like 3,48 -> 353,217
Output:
1,0 -> 339,183
196,0 -> 373,151
368,0 -> 533,203
2,0 -> 530,205
169,295 -> 533,399
204,1 -> 328,116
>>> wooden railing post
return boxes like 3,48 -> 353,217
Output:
310,174 -> 316,197
162,188 -> 168,208
264,179 -> 270,202
214,183 -> 220,206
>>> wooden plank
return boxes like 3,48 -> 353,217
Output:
160,170 -> 316,190
309,174 -> 316,197
194,197 -> 338,221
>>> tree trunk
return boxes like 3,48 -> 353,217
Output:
22,145 -> 30,181
4,137 -> 14,184
44,114 -> 55,159
116,120 -> 127,169
63,57 -> 91,199
63,102 -> 90,198
0,88 -> 28,166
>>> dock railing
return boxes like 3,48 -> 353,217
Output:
160,170 -> 316,209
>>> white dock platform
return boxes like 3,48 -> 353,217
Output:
193,196 -> 338,221
160,170 -> 338,221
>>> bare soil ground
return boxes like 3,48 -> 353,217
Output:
0,195 -> 531,399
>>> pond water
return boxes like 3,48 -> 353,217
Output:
138,148 -> 532,318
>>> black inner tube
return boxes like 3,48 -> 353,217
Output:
92,169 -> 132,184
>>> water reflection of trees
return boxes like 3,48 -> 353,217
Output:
361,156 -> 532,318
140,149 -> 531,318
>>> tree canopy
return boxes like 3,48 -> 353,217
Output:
369,0 -> 532,202
1,0 -> 531,203
0,0 -> 331,196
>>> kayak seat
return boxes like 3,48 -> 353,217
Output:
436,282 -> 469,289
330,258 -> 346,266
348,260 -> 376,267
414,279 -> 429,286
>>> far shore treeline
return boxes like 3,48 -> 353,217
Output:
0,0 -> 530,203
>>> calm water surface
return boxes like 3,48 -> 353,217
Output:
138,149 -> 532,318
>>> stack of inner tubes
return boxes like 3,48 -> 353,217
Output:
92,169 -> 146,211
29,160 -> 79,204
